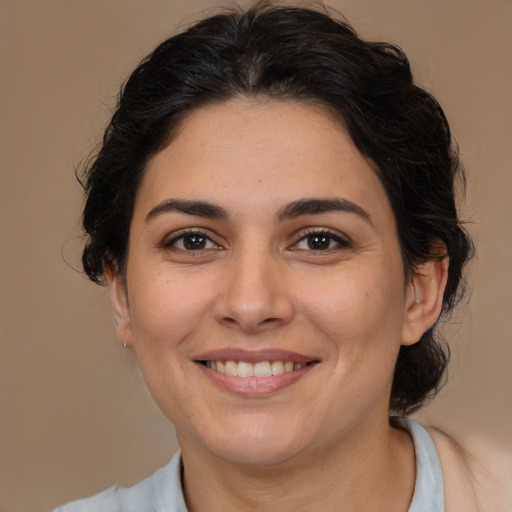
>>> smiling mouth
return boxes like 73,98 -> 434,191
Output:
199,360 -> 315,378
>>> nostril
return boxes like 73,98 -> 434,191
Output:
222,317 -> 238,325
219,315 -> 283,333
214,291 -> 294,332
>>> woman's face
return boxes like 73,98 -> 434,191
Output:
109,99 -> 428,466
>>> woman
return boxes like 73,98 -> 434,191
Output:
55,3 -> 510,511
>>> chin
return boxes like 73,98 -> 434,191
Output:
191,418 -> 310,468
213,437 -> 303,467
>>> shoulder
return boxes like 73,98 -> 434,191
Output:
426,426 -> 512,512
52,481 -> 156,512
52,452 -> 184,512
52,486 -> 125,512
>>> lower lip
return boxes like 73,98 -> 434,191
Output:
196,362 -> 317,397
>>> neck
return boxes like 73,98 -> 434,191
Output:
179,418 -> 415,512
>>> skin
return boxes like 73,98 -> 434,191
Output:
107,99 -> 452,511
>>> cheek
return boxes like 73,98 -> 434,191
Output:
127,268 -> 215,354
301,262 -> 406,348
305,266 -> 406,409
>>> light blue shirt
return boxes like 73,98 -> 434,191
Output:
54,418 -> 444,512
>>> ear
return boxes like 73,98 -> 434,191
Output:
401,256 -> 449,346
104,266 -> 133,347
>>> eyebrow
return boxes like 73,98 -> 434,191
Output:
145,197 -> 371,224
277,198 -> 371,223
145,199 -> 228,222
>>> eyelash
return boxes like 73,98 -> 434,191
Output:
292,228 -> 352,252
162,228 -> 352,253
162,229 -> 221,252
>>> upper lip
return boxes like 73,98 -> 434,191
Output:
194,348 -> 318,364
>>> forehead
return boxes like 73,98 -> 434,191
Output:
135,99 -> 391,223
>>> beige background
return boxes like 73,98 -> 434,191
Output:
1,1 -> 511,510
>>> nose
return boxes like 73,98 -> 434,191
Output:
213,246 -> 294,333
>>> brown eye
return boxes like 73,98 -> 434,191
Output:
293,230 -> 352,252
182,234 -> 207,250
164,230 -> 219,251
307,234 -> 331,250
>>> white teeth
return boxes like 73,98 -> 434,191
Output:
237,361 -> 254,377
254,361 -> 272,377
271,361 -> 284,375
206,359 -> 309,378
225,360 -> 238,376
